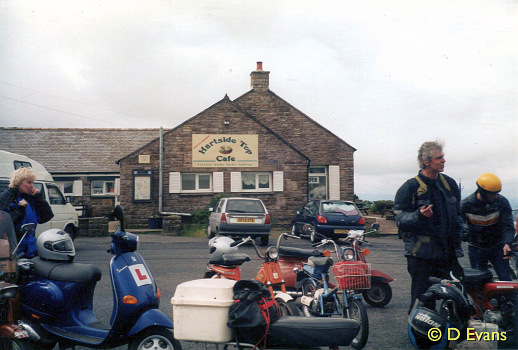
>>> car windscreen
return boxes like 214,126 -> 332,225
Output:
226,200 -> 265,213
321,202 -> 359,216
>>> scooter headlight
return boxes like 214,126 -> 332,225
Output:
341,248 -> 355,261
266,247 -> 279,260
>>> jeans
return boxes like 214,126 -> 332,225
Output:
468,244 -> 512,281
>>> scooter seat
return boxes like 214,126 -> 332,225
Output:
31,257 -> 102,283
307,256 -> 333,268
209,253 -> 251,266
463,267 -> 493,291
266,316 -> 360,348
278,246 -> 321,258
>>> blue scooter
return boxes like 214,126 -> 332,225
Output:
16,205 -> 181,350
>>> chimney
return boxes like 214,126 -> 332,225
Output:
250,61 -> 270,91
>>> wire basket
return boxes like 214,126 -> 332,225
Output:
333,261 -> 371,290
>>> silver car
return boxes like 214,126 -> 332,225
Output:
207,197 -> 271,246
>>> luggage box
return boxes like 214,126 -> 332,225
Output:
171,278 -> 236,342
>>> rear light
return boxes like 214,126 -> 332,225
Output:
265,214 -> 271,224
358,217 -> 365,225
317,215 -> 327,224
221,213 -> 227,224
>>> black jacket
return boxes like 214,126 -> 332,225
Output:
394,172 -> 463,259
460,192 -> 515,249
0,187 -> 54,240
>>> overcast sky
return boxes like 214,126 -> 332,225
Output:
1,0 -> 517,207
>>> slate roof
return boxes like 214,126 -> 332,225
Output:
0,128 -> 162,174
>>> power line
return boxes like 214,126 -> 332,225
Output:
0,80 -> 155,123
0,94 -> 130,127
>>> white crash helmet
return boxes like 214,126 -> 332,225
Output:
36,229 -> 75,262
208,236 -> 237,261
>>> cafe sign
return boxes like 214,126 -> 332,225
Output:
192,134 -> 258,167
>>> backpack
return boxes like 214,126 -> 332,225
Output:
227,279 -> 280,348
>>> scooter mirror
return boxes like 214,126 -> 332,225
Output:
113,205 -> 125,232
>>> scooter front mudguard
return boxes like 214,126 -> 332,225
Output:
128,308 -> 173,336
371,269 -> 394,283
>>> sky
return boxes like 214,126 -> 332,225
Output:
1,0 -> 517,207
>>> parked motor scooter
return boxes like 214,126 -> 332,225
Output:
15,205 -> 181,350
205,234 -> 300,316
290,227 -> 370,350
278,226 -> 394,307
409,265 -> 518,349
0,210 -> 30,349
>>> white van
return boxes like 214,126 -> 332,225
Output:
0,150 -> 79,239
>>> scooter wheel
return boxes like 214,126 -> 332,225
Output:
362,281 -> 393,308
129,326 -> 182,350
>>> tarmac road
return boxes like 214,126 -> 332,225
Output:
39,232 -> 475,349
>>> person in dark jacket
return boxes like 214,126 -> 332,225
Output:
394,140 -> 464,312
460,173 -> 514,281
0,167 -> 53,258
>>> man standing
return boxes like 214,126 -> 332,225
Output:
460,173 -> 515,281
394,140 -> 464,312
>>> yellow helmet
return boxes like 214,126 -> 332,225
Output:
476,173 -> 502,193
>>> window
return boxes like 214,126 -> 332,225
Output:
62,181 -> 74,195
47,184 -> 66,205
241,172 -> 271,192
308,166 -> 327,200
91,180 -> 115,196
181,173 -> 212,193
14,161 -> 31,169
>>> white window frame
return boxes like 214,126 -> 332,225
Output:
91,180 -> 115,196
241,172 -> 272,192
180,173 -> 212,193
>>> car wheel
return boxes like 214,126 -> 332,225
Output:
207,225 -> 214,239
65,225 -> 77,240
310,229 -> 321,244
260,235 -> 269,246
291,223 -> 300,236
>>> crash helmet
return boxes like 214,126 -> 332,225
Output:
476,173 -> 502,193
208,236 -> 237,261
36,229 -> 75,262
409,306 -> 450,349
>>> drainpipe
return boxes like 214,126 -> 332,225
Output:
158,126 -> 191,216
306,159 -> 311,201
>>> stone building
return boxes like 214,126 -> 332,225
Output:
0,128 -> 161,217
117,62 -> 356,228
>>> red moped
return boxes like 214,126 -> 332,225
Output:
278,227 -> 394,307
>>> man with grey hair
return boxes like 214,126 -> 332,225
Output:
394,140 -> 464,313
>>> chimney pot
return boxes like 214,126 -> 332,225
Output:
256,61 -> 263,71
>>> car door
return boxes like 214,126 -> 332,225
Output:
209,199 -> 224,233
295,201 -> 317,232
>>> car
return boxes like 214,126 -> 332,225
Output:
291,200 -> 366,243
207,197 -> 271,246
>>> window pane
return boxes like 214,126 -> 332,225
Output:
309,176 -> 327,200
92,181 -> 104,195
105,181 -> 115,194
242,173 -> 255,190
198,174 -> 210,190
47,185 -> 65,205
322,202 -> 358,215
309,167 -> 326,174
63,182 -> 74,194
181,174 -> 196,191
258,174 -> 270,189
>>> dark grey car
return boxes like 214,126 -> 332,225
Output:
207,197 -> 271,246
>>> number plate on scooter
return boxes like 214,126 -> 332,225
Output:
334,229 -> 349,234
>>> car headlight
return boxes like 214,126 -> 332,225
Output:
266,247 -> 279,260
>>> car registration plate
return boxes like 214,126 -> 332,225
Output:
237,218 -> 255,223
334,229 -> 349,234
